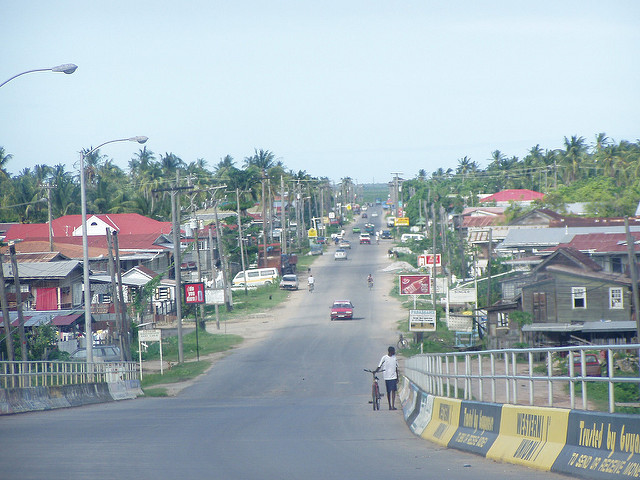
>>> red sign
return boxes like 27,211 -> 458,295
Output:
399,275 -> 431,296
184,282 -> 205,304
418,254 -> 441,267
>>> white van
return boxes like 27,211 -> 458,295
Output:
232,267 -> 279,287
401,233 -> 425,243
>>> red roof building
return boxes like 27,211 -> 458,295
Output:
479,189 -> 544,206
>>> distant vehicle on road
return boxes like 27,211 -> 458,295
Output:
400,233 -> 425,243
338,239 -> 351,249
359,233 -> 371,244
330,300 -> 354,320
279,274 -> 299,290
232,267 -> 279,287
334,248 -> 348,260
381,230 -> 392,239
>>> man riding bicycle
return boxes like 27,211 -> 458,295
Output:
308,274 -> 315,292
367,274 -> 373,289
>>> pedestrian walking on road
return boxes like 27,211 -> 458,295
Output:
376,346 -> 399,410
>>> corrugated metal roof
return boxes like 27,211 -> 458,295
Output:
1,260 -> 81,279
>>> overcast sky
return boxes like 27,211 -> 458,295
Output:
1,1 -> 638,184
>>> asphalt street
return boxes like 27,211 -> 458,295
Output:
0,207 -> 571,479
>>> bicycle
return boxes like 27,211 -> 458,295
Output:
308,282 -> 314,293
397,333 -> 409,349
364,368 -> 383,410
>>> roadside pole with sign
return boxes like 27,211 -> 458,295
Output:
399,274 -> 433,343
185,282 -> 205,361
138,329 -> 162,379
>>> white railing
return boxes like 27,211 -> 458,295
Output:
404,344 -> 640,413
0,361 -> 139,389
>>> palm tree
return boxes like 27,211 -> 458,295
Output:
561,135 -> 588,184
0,146 -> 13,179
243,149 -> 275,171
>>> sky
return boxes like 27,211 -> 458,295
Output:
1,1 -> 639,185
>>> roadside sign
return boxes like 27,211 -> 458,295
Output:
139,329 -> 161,342
138,329 -> 163,378
399,274 -> 431,295
205,288 -> 225,305
409,309 -> 436,332
450,287 -> 476,304
308,227 -> 318,237
418,254 -> 441,267
184,282 -> 205,304
395,217 -> 410,227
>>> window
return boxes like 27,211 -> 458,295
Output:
611,257 -> 623,274
572,287 -> 587,309
155,287 -> 170,300
497,312 -> 509,329
610,287 -> 623,309
98,293 -> 112,304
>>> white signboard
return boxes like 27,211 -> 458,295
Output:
138,329 -> 163,378
447,314 -> 473,333
450,287 -> 476,304
138,329 -> 161,342
205,288 -> 225,305
409,309 -> 437,332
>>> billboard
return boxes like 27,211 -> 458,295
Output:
184,282 -> 205,304
418,254 -> 441,267
395,217 -> 410,227
409,309 -> 436,332
399,274 -> 431,295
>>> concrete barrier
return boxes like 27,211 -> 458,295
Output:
486,404 -> 569,471
400,376 -> 640,480
0,380 -> 142,415
552,410 -> 640,479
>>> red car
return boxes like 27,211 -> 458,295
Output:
330,300 -> 354,321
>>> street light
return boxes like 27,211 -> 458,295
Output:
0,63 -> 78,88
81,136 -> 148,364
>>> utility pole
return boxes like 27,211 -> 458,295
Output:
106,229 -> 124,361
9,245 -> 27,361
391,172 -> 403,216
189,178 -> 206,330
431,204 -> 437,310
280,176 -> 287,255
0,253 -> 15,361
208,225 -> 220,330
44,182 -> 55,252
113,231 -> 130,360
261,170 -> 268,267
237,189 -> 249,296
212,200 -> 233,312
486,228 -> 493,308
171,185 -> 184,363
153,181 -> 194,363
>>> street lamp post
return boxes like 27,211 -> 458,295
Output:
0,64 -> 78,88
81,136 -> 148,364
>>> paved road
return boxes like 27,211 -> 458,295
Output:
0,207 -> 571,479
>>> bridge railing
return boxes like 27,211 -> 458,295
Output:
403,344 -> 640,413
0,361 -> 139,389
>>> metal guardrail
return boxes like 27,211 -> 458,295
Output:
404,344 -> 640,413
0,361 -> 139,389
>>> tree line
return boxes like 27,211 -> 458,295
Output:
0,146 -> 336,224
